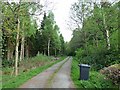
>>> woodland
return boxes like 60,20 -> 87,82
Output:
0,0 -> 120,88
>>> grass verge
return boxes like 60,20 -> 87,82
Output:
71,58 -> 119,89
2,56 -> 66,88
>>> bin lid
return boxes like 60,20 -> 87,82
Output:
79,64 -> 90,67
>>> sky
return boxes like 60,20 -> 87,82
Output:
7,0 -> 77,42
52,0 -> 77,42
51,0 -> 118,42
8,0 -> 118,42
49,0 -> 77,42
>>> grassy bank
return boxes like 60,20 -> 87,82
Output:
2,55 -> 66,88
71,58 -> 119,89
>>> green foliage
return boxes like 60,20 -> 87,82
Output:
37,11 -> 65,56
0,29 -> 2,59
68,1 -> 119,70
59,34 -> 65,55
2,55 -> 66,88
67,29 -> 84,56
1,1 -> 66,61
71,58 -> 118,88
75,47 -> 120,70
2,60 -> 14,67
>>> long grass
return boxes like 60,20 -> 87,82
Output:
2,55 -> 66,88
71,58 -> 119,89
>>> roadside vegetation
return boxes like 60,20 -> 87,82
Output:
1,0 -> 119,89
1,1 -> 66,77
71,59 -> 119,88
68,0 -> 119,89
2,54 -> 66,88
1,1 -> 66,88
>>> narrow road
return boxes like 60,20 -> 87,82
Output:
19,57 -> 75,88
50,57 -> 74,88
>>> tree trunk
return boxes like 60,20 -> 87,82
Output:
7,38 -> 10,61
43,49 -> 46,56
7,49 -> 10,61
106,30 -> 110,50
15,18 -> 20,76
102,6 -> 110,50
20,34 -> 24,61
10,49 -> 14,60
47,38 -> 50,56
26,45 -> 29,58
55,48 -> 56,56
7,38 -> 14,60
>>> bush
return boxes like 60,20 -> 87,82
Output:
75,47 -> 120,70
2,60 -> 14,67
71,58 -> 117,88
100,64 -> 120,85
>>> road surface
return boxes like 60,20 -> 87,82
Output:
19,57 -> 75,88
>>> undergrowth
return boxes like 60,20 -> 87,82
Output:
71,58 -> 119,89
2,55 -> 66,88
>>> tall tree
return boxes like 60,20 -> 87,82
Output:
42,11 -> 55,56
59,34 -> 65,55
68,0 -> 119,68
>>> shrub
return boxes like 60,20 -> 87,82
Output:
100,64 -> 120,85
71,58 -> 117,88
2,60 -> 14,67
75,47 -> 120,70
